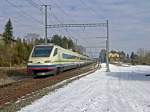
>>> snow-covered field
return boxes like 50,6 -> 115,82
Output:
18,64 -> 150,112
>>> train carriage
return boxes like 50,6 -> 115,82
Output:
27,44 -> 93,76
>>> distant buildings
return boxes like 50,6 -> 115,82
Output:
100,49 -> 120,63
109,52 -> 120,62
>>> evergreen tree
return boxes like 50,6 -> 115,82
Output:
62,36 -> 68,49
119,51 -> 126,62
130,52 -> 136,65
51,35 -> 62,46
68,38 -> 74,49
127,54 -> 129,59
130,52 -> 135,60
3,18 -> 13,44
126,54 -> 130,63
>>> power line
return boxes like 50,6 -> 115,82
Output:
38,0 -> 45,5
51,0 -> 86,42
5,0 -> 43,25
26,0 -> 43,14
47,7 -> 67,36
0,7 -> 42,30
26,0 -> 41,10
50,0 -> 94,45
39,2 -> 105,53
79,0 -> 98,17
51,0 -> 76,23
47,6 -> 80,43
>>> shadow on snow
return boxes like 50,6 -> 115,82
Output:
106,72 -> 150,81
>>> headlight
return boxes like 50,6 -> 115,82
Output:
28,61 -> 32,63
44,60 -> 51,63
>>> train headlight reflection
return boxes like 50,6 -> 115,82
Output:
44,60 -> 51,63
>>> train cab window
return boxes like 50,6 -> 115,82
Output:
53,48 -> 58,56
32,46 -> 53,57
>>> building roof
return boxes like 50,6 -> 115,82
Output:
109,53 -> 120,58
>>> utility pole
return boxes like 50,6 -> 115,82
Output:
41,5 -> 51,44
94,20 -> 110,72
106,20 -> 110,72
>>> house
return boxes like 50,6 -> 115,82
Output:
109,52 -> 120,62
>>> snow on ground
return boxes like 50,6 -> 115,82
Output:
18,64 -> 150,112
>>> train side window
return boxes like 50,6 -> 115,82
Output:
63,53 -> 76,59
53,48 -> 58,56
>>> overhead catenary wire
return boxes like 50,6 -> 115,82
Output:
50,1 -> 91,45
26,0 -> 41,10
51,0 -> 92,42
0,0 -> 44,39
0,4 -> 43,30
51,0 -> 88,41
49,8 -> 80,44
25,0 -> 44,15
38,0 -> 45,5
50,0 -> 102,46
51,0 -> 77,23
5,0 -> 43,25
48,7 -> 67,36
79,0 -> 98,17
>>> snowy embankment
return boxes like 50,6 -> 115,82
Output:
19,64 -> 150,112
110,64 -> 150,73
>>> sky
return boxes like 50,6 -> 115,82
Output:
0,0 -> 150,56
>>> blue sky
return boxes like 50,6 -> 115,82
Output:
0,0 -> 150,55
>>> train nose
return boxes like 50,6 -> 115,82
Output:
44,60 -> 51,63
27,65 -> 57,75
31,59 -> 51,64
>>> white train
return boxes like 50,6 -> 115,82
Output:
27,44 -> 94,76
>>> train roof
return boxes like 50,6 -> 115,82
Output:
35,43 -> 55,47
34,43 -> 91,59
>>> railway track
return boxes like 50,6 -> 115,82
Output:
0,64 -> 97,110
0,77 -> 32,89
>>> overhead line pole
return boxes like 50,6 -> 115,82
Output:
106,20 -> 110,72
90,21 -> 110,72
44,5 -> 48,44
41,5 -> 51,44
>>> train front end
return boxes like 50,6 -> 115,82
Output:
27,45 -> 57,76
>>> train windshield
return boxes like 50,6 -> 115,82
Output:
32,46 -> 53,57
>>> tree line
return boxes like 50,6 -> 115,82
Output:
0,19 -> 150,67
0,19 -> 76,67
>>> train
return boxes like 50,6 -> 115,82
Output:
27,44 -> 95,76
